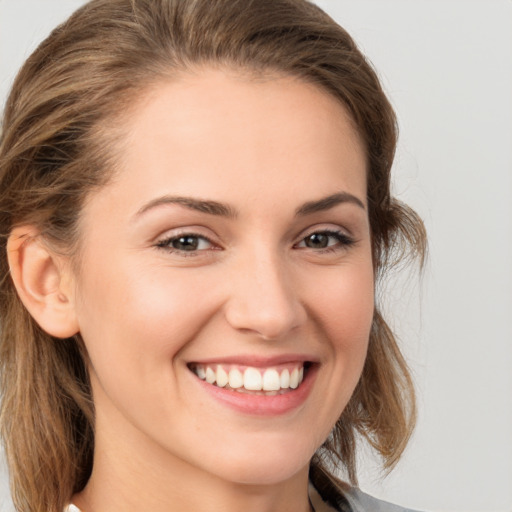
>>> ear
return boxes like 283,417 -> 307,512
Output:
7,226 -> 79,338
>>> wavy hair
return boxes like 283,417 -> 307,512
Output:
0,1 -> 426,510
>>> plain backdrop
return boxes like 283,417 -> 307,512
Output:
1,1 -> 511,511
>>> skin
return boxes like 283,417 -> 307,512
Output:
61,68 -> 374,512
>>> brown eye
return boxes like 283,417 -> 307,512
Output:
304,233 -> 330,249
172,236 -> 200,251
296,230 -> 355,251
157,234 -> 213,253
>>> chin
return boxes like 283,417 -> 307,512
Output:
218,459 -> 309,487
198,434 -> 316,486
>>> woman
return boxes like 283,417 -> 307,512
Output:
0,1 -> 426,511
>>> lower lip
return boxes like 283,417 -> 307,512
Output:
191,365 -> 318,416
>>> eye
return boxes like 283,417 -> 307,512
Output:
156,233 -> 214,253
296,230 -> 355,251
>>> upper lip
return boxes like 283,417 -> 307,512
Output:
186,353 -> 319,367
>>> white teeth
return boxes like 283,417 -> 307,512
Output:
228,368 -> 243,389
205,366 -> 216,384
289,368 -> 299,389
243,367 -> 263,391
192,363 -> 307,392
280,369 -> 290,389
262,369 -> 280,391
216,366 -> 228,388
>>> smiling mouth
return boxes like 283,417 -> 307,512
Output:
188,362 -> 311,395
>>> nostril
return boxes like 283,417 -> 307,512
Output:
224,302 -> 306,340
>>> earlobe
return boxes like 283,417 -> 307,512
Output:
7,226 -> 79,338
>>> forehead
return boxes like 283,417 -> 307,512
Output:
127,67 -> 362,154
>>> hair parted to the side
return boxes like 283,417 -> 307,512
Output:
0,0 -> 427,511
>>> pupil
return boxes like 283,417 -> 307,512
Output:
173,236 -> 198,251
307,233 -> 328,248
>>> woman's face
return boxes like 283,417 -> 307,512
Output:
71,68 -> 373,486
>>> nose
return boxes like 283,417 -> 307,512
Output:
223,250 -> 307,340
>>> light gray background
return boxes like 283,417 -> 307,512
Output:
1,1 -> 511,511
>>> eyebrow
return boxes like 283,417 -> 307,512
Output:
134,191 -> 365,220
135,196 -> 238,219
295,192 -> 365,216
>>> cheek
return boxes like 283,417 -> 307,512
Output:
74,257 -> 224,378
73,259 -> 231,396
73,261 -> 221,429
310,263 -> 374,345
308,262 -> 374,401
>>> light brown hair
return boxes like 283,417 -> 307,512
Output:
0,1 -> 426,511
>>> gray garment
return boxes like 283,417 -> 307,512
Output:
310,483 -> 422,512
344,488 -> 422,512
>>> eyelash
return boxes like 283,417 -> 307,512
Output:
155,232 -> 216,257
295,230 -> 356,253
155,229 -> 355,256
